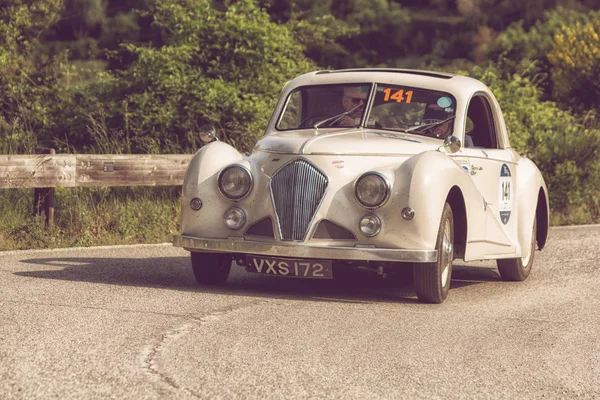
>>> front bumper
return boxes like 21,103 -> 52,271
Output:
173,235 -> 437,263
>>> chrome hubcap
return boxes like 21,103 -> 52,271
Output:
522,230 -> 535,268
441,219 -> 453,288
522,251 -> 531,267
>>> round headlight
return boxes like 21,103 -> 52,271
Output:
359,214 -> 381,237
224,207 -> 246,230
218,165 -> 253,201
355,172 -> 390,208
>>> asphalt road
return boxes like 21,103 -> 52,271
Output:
1,225 -> 599,399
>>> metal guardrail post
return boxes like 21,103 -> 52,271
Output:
33,148 -> 56,227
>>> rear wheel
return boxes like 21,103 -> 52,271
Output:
190,252 -> 232,285
413,202 -> 454,304
497,217 -> 536,281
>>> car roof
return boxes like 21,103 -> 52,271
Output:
266,68 -> 510,149
282,68 -> 488,98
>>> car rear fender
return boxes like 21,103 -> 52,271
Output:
515,158 -> 549,254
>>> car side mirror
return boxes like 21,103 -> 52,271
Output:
443,136 -> 461,154
199,124 -> 218,143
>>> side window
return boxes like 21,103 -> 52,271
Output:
465,96 -> 498,149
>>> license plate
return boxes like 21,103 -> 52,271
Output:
246,255 -> 333,279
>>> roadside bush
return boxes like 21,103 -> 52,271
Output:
0,0 -> 66,153
102,0 -> 315,154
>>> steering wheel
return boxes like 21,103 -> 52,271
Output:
405,118 -> 447,137
389,116 -> 415,128
423,118 -> 452,138
421,118 -> 443,125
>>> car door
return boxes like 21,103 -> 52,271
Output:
459,94 -> 517,258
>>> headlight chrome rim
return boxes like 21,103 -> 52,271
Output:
217,164 -> 253,201
223,206 -> 247,230
354,171 -> 390,209
359,214 -> 382,237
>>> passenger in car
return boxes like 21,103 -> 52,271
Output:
463,117 -> 475,148
464,132 -> 474,148
425,104 -> 454,138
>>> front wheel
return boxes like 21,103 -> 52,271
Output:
413,202 -> 454,304
190,252 -> 232,285
497,217 -> 537,281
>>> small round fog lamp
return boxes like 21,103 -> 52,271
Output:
224,207 -> 246,230
190,197 -> 203,211
359,214 -> 381,237
401,207 -> 415,221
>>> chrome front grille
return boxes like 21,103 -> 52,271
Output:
270,159 -> 328,241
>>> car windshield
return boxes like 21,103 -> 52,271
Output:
277,84 -> 372,130
276,83 -> 457,139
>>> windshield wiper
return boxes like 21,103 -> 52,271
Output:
405,115 -> 456,133
313,104 -> 363,130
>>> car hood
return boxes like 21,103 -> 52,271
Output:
254,128 -> 442,156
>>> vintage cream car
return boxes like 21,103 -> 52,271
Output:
173,68 -> 549,303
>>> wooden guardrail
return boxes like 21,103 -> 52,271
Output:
0,150 -> 193,226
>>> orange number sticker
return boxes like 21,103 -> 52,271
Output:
383,88 -> 413,103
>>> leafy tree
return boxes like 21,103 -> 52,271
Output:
486,7 -> 600,100
262,0 -> 410,68
331,0 -> 409,67
0,0 -> 66,153
548,20 -> 600,111
95,0 -> 315,154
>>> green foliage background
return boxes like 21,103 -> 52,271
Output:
1,0 -> 600,248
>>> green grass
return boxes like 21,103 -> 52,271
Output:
0,186 -> 181,251
0,184 -> 594,251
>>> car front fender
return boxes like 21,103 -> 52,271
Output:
387,151 -> 486,250
181,142 -> 246,235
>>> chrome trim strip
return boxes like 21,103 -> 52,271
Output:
450,153 -> 517,164
173,234 -> 438,263
468,239 -> 512,247
360,83 -> 376,127
275,89 -> 294,130
255,148 -> 418,157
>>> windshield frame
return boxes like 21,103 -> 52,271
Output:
274,82 -> 458,139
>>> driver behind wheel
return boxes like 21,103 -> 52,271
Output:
336,86 -> 369,127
